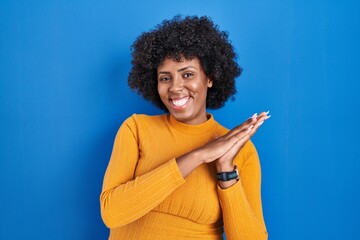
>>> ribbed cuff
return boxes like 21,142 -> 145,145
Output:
168,158 -> 186,185
217,180 -> 249,208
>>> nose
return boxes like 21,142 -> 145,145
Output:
169,74 -> 183,92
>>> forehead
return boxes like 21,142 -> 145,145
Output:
157,57 -> 201,72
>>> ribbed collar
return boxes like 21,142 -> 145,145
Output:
168,113 -> 218,135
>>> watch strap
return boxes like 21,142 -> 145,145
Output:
217,165 -> 239,181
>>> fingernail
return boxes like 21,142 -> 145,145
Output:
259,121 -> 264,125
265,111 -> 270,115
267,115 -> 271,119
251,113 -> 258,120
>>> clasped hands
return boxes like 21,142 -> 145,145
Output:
175,111 -> 270,184
199,111 -> 271,172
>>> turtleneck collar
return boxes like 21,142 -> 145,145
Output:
168,113 -> 217,135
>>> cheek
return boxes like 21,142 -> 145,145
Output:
189,81 -> 208,97
157,84 -> 166,99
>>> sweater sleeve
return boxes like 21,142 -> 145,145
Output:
217,140 -> 268,240
100,116 -> 185,229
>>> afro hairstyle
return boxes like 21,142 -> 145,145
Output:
128,15 -> 242,111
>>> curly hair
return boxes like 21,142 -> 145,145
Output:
128,15 -> 242,111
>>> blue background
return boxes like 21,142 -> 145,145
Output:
1,1 -> 359,239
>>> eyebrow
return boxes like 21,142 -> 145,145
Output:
158,66 -> 198,75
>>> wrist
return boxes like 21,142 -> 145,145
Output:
193,148 -> 208,165
184,149 -> 206,167
217,165 -> 239,180
176,150 -> 205,179
215,161 -> 234,172
217,165 -> 239,189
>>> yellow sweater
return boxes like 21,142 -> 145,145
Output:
100,114 -> 268,240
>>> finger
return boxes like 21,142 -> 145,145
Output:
255,116 -> 268,124
232,129 -> 252,150
230,131 -> 250,152
207,133 -> 224,145
250,113 -> 270,128
244,113 -> 258,125
225,113 -> 258,139
230,111 -> 271,142
256,111 -> 271,121
248,115 -> 270,136
249,112 -> 258,121
232,124 -> 254,143
223,111 -> 269,140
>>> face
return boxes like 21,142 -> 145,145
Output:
157,57 -> 213,125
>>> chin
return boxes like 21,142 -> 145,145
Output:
171,109 -> 192,120
171,111 -> 191,121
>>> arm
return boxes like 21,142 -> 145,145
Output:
100,117 -> 185,228
218,140 -> 268,240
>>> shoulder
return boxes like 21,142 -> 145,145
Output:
115,113 -> 168,143
125,113 -> 167,126
121,113 -> 168,133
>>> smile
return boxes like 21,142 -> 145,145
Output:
170,96 -> 190,107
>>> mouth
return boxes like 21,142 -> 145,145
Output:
170,96 -> 190,109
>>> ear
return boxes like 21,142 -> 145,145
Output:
207,78 -> 213,88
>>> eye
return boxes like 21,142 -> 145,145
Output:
159,76 -> 170,82
183,72 -> 194,78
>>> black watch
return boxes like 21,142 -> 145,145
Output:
217,165 -> 239,181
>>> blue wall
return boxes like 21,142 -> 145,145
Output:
1,1 -> 359,239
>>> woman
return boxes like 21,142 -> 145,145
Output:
100,15 -> 269,240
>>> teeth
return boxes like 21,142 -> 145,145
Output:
172,97 -> 189,107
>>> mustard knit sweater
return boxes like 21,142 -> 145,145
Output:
100,114 -> 268,240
